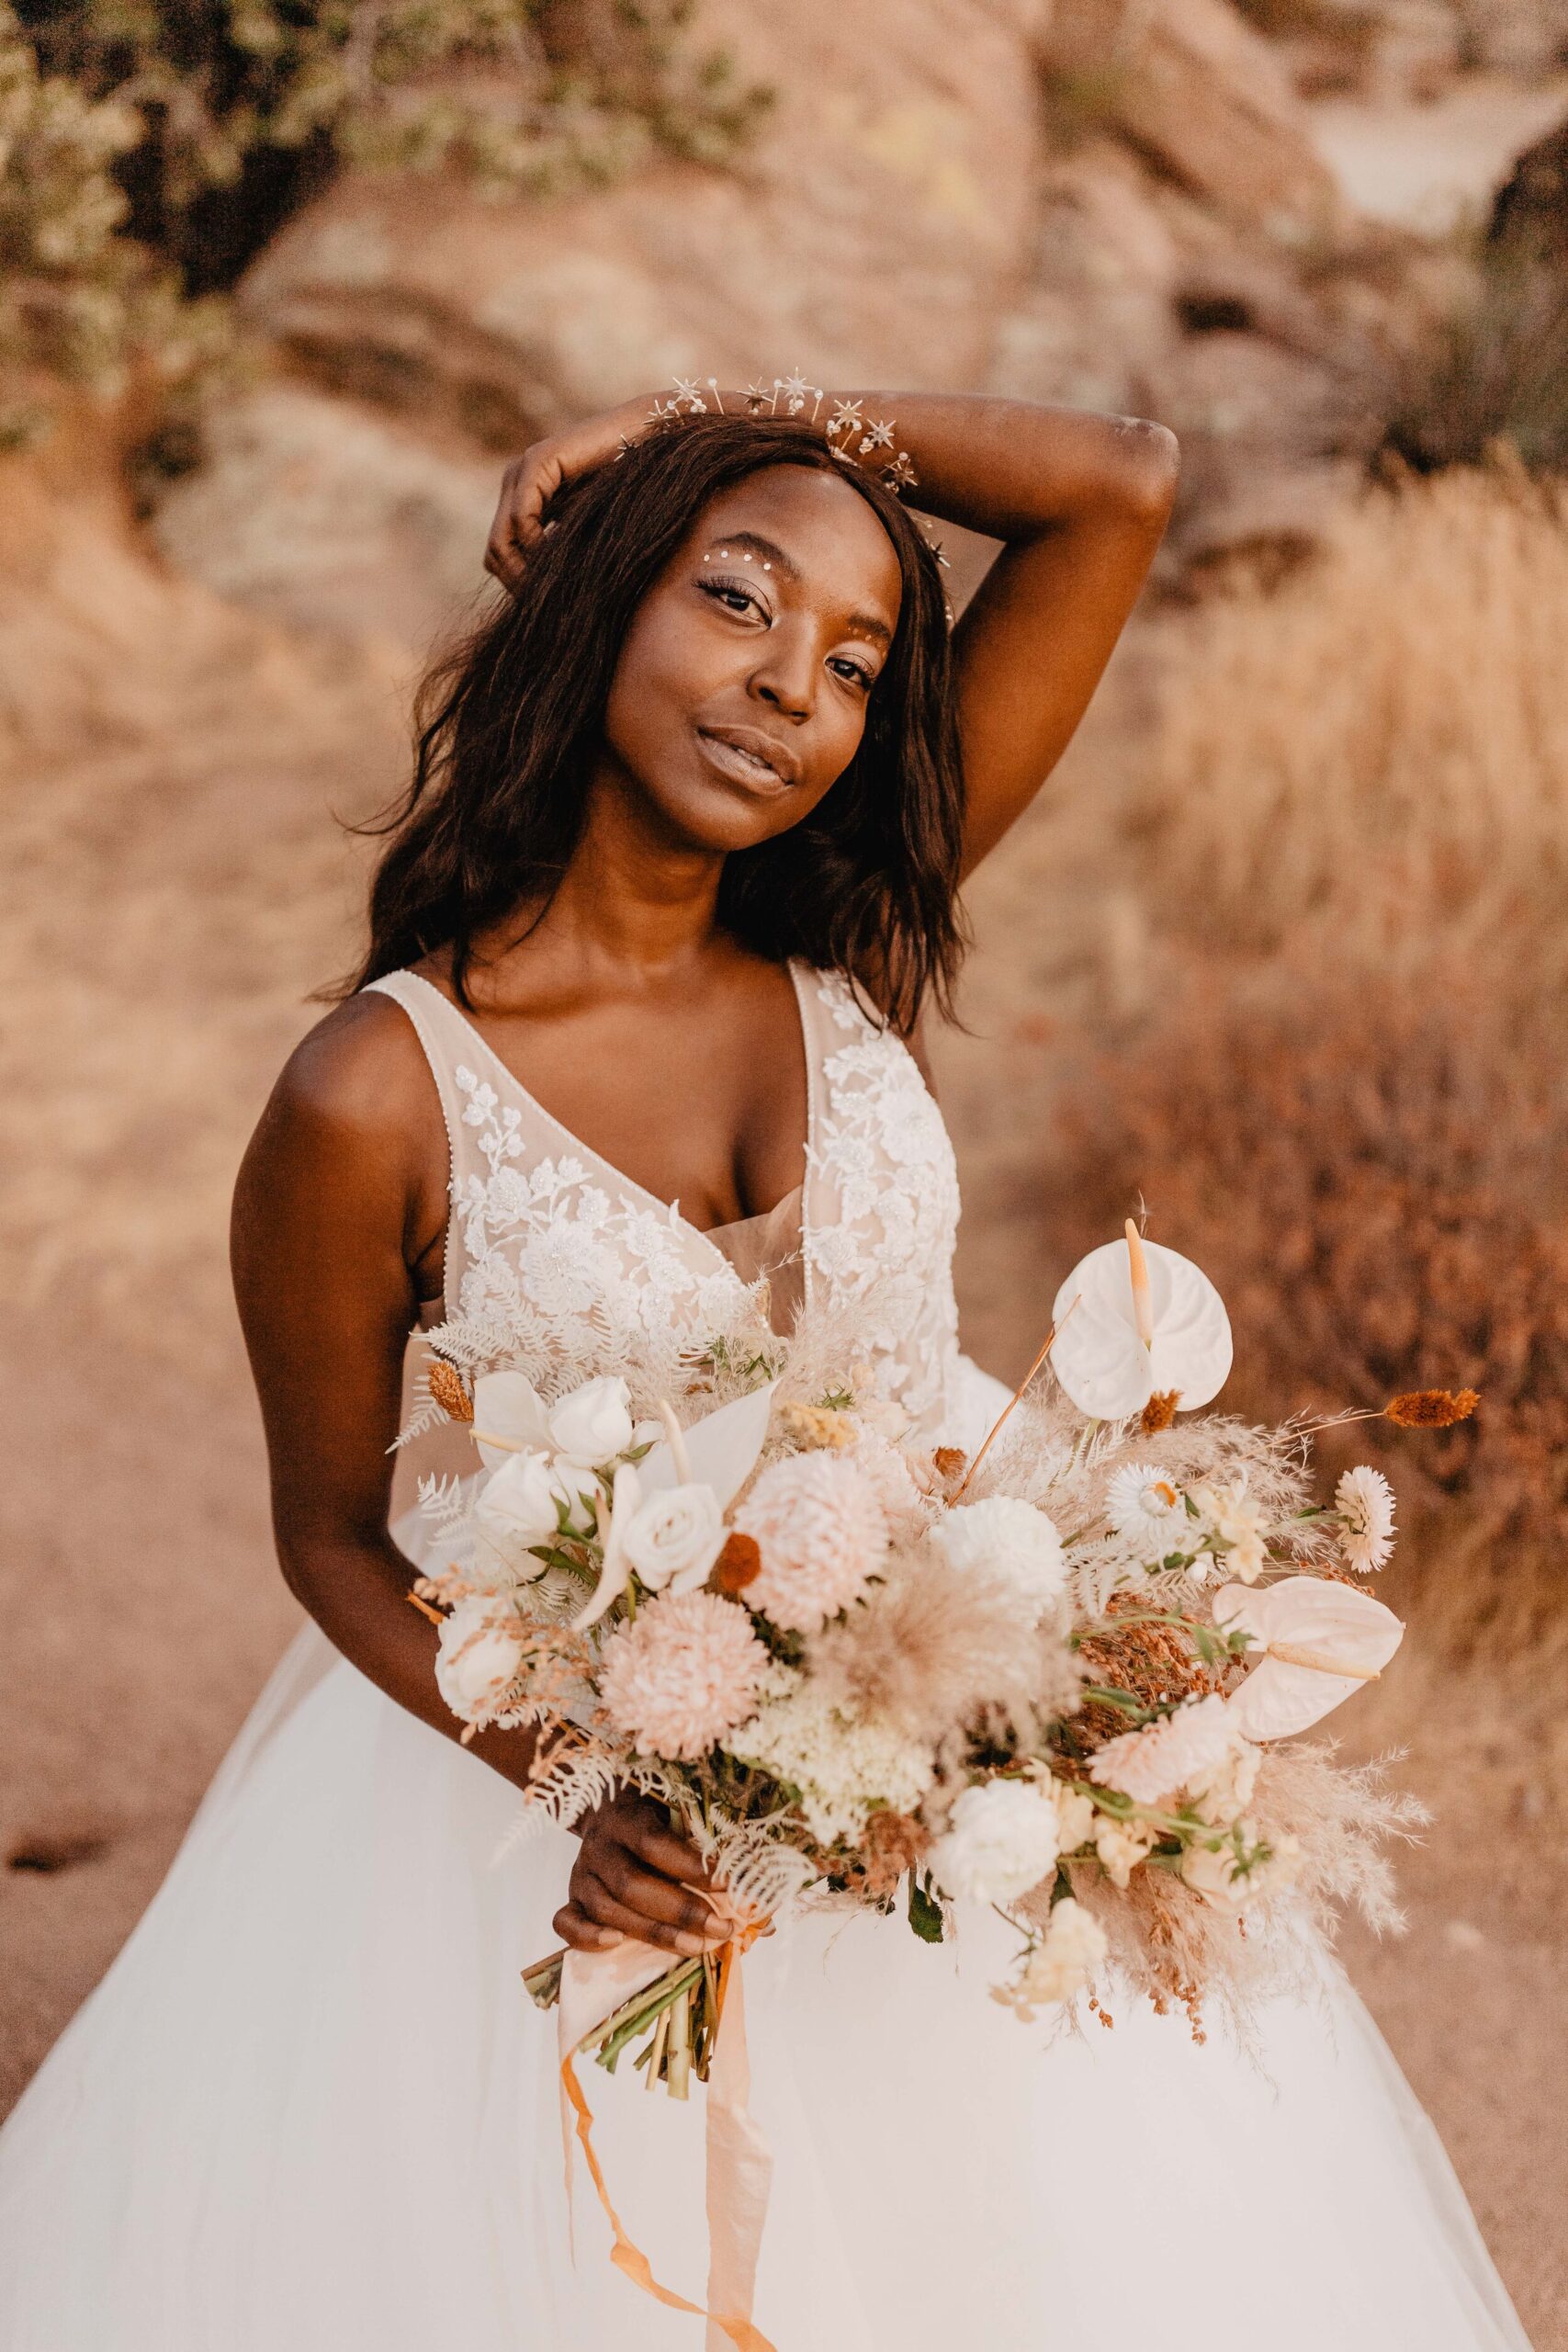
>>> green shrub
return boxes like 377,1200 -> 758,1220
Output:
1,0 -> 768,441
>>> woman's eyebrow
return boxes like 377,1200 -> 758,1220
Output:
705,529 -> 893,648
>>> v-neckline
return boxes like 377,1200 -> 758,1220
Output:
397,962 -> 817,1280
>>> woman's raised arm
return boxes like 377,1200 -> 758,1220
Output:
831,391 -> 1179,874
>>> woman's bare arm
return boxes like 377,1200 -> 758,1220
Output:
231,994 -> 720,1957
835,392 -> 1179,875
486,386 -> 1178,878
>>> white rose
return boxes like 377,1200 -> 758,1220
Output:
1016,1897 -> 1108,2006
475,1448 -> 578,1569
621,1485 -> 727,1594
548,1375 -> 635,1464
930,1780 -> 1062,1906
434,1598 -> 525,1726
932,1497 -> 1067,1616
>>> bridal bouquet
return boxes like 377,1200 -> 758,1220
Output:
406,1223 -> 1473,2064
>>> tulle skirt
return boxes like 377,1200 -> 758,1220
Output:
0,1597 -> 1533,2351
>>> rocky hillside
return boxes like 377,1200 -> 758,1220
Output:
130,0 -> 1510,648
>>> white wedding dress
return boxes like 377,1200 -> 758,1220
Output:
0,963 -> 1533,2350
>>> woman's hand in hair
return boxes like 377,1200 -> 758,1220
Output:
486,392 -> 659,593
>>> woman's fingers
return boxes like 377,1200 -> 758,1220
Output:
621,1809 -> 717,1889
484,446 -> 559,593
572,1868 -> 719,1957
553,1899 -> 625,1953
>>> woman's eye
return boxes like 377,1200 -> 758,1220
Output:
830,657 -> 874,691
698,573 -> 766,619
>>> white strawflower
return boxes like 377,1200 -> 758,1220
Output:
598,1589 -> 767,1761
1182,1825 -> 1302,1912
931,1496 -> 1067,1617
733,1453 -> 889,1632
1014,1898 -> 1108,2007
1193,1477 -> 1268,1583
621,1484 -> 726,1594
929,1780 -> 1062,1907
1094,1815 -> 1156,1889
724,1668 -> 934,1847
548,1374 -> 635,1464
1105,1462 -> 1186,1549
434,1598 -> 525,1728
1336,1464 -> 1396,1573
1089,1693 -> 1240,1805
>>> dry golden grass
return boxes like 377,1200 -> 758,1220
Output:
1019,465 -> 1568,1677
1121,461 -> 1568,972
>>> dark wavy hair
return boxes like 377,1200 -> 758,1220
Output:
348,413 -> 968,1030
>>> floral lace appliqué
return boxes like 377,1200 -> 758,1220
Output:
800,974 -> 961,1429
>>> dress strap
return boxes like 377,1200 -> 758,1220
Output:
361,971 -> 485,1313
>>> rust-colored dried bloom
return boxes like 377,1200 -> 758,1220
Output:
1384,1388 -> 1480,1429
932,1446 -> 967,1487
859,1807 -> 931,1899
1140,1390 -> 1181,1435
713,1530 -> 762,1595
427,1359 -> 474,1423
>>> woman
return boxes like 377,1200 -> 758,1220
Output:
0,384 -> 1531,2349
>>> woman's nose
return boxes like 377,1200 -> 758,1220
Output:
750,631 -> 815,721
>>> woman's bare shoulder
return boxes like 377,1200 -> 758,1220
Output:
261,990 -> 437,1155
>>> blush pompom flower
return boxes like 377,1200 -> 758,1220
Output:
931,1496 -> 1067,1617
1335,1464 -> 1395,1573
929,1779 -> 1063,1906
733,1453 -> 889,1631
598,1589 -> 768,1760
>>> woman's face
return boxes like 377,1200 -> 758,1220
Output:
597,464 -> 904,853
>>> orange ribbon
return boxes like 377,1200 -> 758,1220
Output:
558,1930 -> 777,2351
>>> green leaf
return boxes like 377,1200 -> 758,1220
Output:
908,1874 -> 946,1944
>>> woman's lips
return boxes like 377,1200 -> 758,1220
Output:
694,726 -> 798,791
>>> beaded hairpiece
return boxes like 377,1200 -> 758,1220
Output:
633,371 -> 953,609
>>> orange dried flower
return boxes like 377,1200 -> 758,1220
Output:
1384,1388 -> 1480,1429
932,1446 -> 967,1487
859,1808 -> 931,1898
1139,1390 -> 1181,1434
427,1359 -> 474,1423
712,1531 -> 762,1595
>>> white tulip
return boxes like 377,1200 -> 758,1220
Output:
1050,1225 -> 1232,1421
547,1374 -> 635,1464
470,1370 -> 553,1473
434,1598 -> 525,1727
1214,1576 -> 1404,1741
621,1484 -> 727,1594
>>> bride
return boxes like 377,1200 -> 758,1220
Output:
0,382 -> 1532,2349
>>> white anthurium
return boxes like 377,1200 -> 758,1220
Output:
1049,1222 -> 1233,1421
1214,1576 -> 1405,1741
572,1460 -> 642,1633
470,1371 -> 553,1474
637,1381 -> 778,1510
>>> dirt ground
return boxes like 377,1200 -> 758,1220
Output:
2,608 -> 1562,2345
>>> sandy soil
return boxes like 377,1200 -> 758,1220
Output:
2,608 -> 1562,2344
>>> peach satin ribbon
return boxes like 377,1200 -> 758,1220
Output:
558,1933 -> 777,2351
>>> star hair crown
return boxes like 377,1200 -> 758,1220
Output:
630,371 -> 953,603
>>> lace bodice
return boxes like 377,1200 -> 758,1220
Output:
367,963 -> 964,1438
